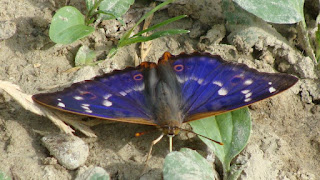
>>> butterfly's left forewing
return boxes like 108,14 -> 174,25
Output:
169,53 -> 298,122
33,66 -> 157,125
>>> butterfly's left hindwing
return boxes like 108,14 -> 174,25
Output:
168,53 -> 298,122
33,66 -> 157,125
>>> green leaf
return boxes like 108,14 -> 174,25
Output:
0,171 -> 11,180
132,15 -> 187,38
107,48 -> 118,58
99,0 -> 135,20
119,0 -> 175,45
119,29 -> 189,47
89,173 -> 110,180
85,0 -> 95,11
233,0 -> 304,24
316,24 -> 320,62
49,6 -> 95,44
163,148 -> 216,180
96,10 -> 118,20
111,0 -> 187,57
75,45 -> 96,66
189,107 -> 251,173
228,164 -> 245,180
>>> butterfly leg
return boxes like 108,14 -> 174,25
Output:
168,135 -> 173,152
141,134 -> 164,175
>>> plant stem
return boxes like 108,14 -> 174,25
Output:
85,0 -> 103,25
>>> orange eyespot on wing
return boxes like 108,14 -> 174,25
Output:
174,64 -> 184,72
133,73 -> 143,81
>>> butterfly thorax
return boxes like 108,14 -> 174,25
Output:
144,60 -> 184,136
152,81 -> 183,136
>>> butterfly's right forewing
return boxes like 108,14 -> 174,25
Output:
33,65 -> 157,125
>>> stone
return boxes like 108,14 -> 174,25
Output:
41,134 -> 89,170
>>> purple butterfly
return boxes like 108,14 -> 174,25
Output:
33,52 -> 298,143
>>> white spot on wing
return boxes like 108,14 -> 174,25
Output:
245,92 -> 252,98
197,78 -> 204,84
57,98 -> 61,101
176,75 -> 185,83
82,106 -> 89,110
244,98 -> 252,102
218,88 -> 228,96
120,84 -> 145,96
74,96 -> 84,100
269,87 -> 276,93
57,102 -> 65,108
81,104 -> 90,110
244,79 -> 253,85
190,75 -> 198,81
104,94 -> 112,99
213,81 -> 223,87
125,89 -> 132,94
268,82 -> 272,85
103,100 -> 112,107
133,84 -> 145,91
238,73 -> 245,77
241,89 -> 250,94
120,91 -> 127,96
85,109 -> 92,113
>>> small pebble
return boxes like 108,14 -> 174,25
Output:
75,166 -> 110,180
72,66 -> 98,83
0,20 -> 16,40
41,134 -> 89,170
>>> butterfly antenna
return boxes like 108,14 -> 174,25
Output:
135,128 -> 158,137
179,128 -> 224,145
142,134 -> 164,175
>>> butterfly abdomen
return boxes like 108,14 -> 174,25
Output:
143,58 -> 185,134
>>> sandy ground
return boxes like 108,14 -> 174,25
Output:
0,0 -> 319,179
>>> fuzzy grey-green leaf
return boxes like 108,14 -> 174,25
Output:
75,45 -> 96,66
0,171 -> 11,180
85,0 -> 94,11
49,6 -> 94,44
99,0 -> 134,20
163,148 -> 216,180
189,107 -> 251,171
233,0 -> 304,24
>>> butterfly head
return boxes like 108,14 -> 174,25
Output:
160,123 -> 181,136
154,104 -> 184,136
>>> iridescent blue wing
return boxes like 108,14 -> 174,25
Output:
32,65 -> 157,125
167,52 -> 298,122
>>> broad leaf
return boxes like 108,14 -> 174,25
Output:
49,6 -> 94,44
75,45 -> 96,66
99,0 -> 134,20
189,107 -> 251,172
163,148 -> 216,180
0,171 -> 11,180
85,0 -> 95,11
233,0 -> 304,24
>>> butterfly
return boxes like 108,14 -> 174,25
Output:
33,52 -> 298,150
